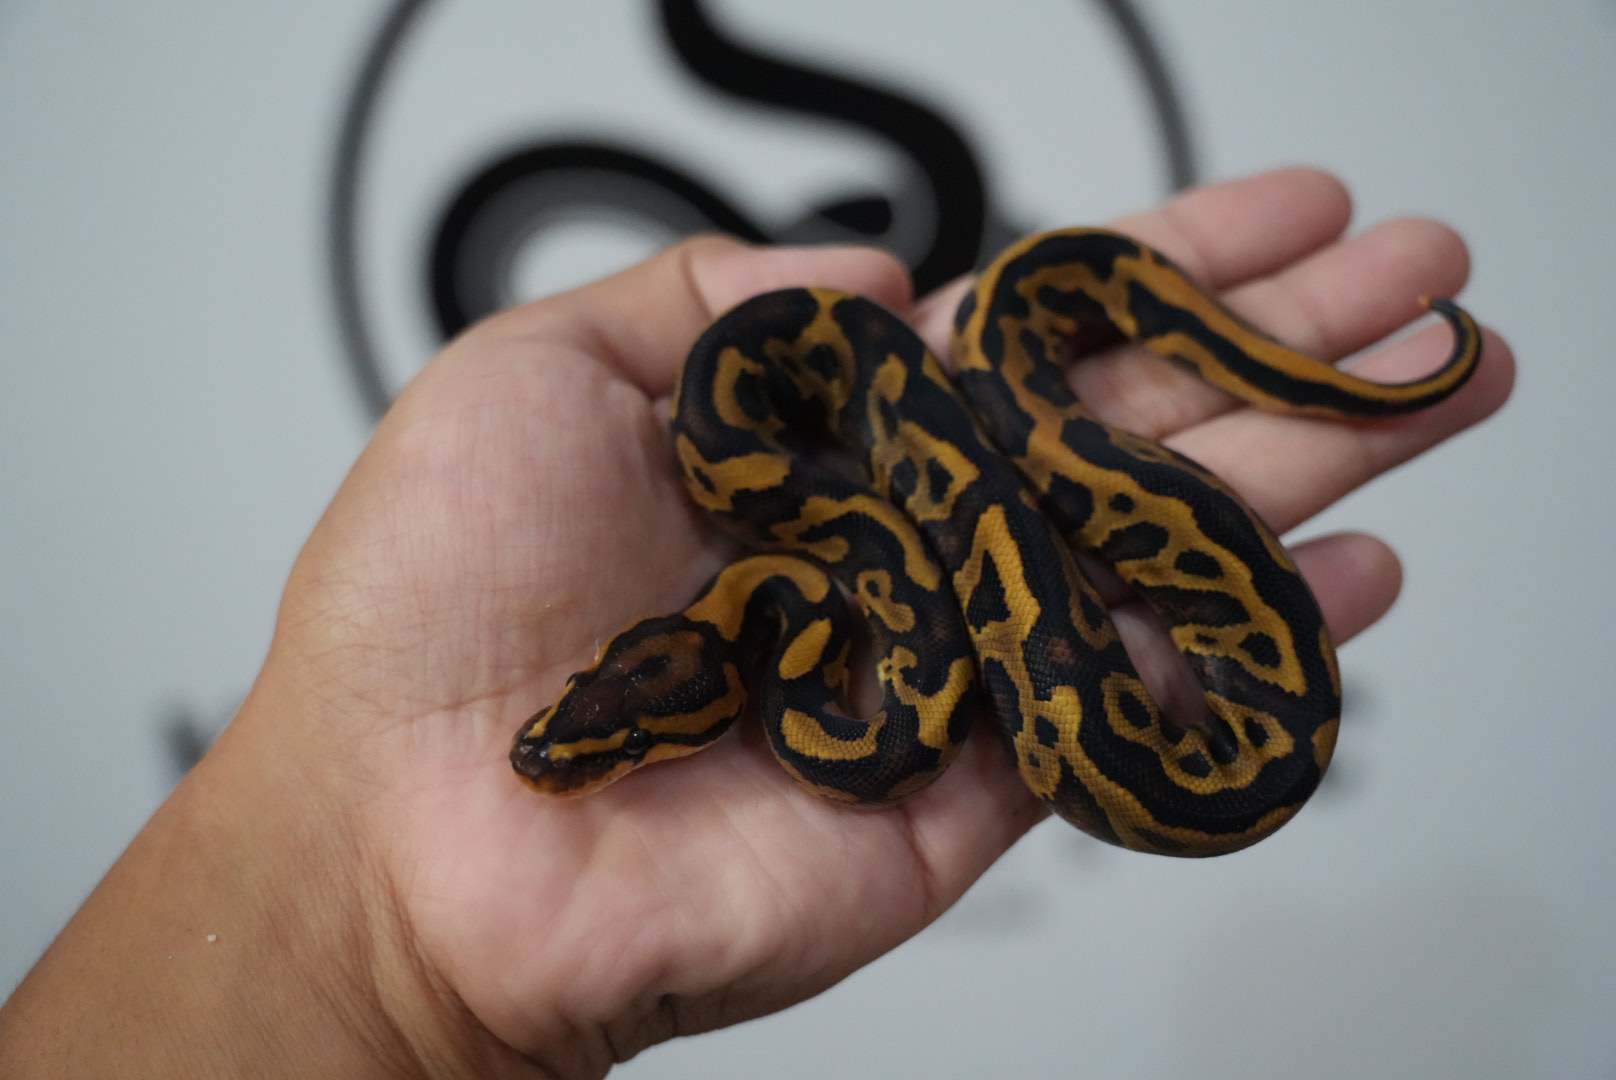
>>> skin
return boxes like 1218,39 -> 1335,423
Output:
0,169 -> 1513,1078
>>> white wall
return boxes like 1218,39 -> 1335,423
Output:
2,2 -> 1613,1076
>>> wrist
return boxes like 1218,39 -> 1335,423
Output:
0,678 -> 523,1078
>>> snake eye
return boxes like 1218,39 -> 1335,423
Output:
623,727 -> 653,754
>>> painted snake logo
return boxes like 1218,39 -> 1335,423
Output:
326,0 -> 1198,422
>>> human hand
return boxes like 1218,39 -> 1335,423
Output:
0,168 -> 1512,1079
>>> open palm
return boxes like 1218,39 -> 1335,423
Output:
250,169 -> 1509,1074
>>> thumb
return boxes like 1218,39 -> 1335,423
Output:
456,235 -> 915,399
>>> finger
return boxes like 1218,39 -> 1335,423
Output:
1225,217 -> 1470,364
1111,530 -> 1406,724
1290,531 -> 1404,644
1069,217 -> 1475,439
469,237 -> 913,399
1168,324 -> 1514,532
1112,166 -> 1354,289
910,166 -> 1354,357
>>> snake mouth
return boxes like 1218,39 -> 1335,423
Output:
509,736 -> 635,796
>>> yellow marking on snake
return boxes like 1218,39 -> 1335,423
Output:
711,347 -> 785,440
685,556 -> 831,639
779,707 -> 886,761
778,618 -> 835,681
675,434 -> 790,514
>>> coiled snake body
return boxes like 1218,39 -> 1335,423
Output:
511,228 -> 1481,856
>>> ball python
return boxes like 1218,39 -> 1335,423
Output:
510,227 -> 1482,856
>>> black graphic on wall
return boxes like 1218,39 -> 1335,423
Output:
327,0 -> 1200,424
434,0 -> 984,340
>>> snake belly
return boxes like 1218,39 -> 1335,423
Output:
511,227 -> 1483,857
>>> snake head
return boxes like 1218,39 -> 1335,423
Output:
509,618 -> 748,796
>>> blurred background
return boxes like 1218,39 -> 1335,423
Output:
2,2 -> 1612,1076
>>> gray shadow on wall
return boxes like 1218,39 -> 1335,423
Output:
1161,865 -> 1568,1078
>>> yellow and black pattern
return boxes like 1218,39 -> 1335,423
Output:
512,228 -> 1482,856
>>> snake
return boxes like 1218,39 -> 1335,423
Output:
510,227 -> 1482,857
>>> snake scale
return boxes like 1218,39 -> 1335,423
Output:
510,227 -> 1481,856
